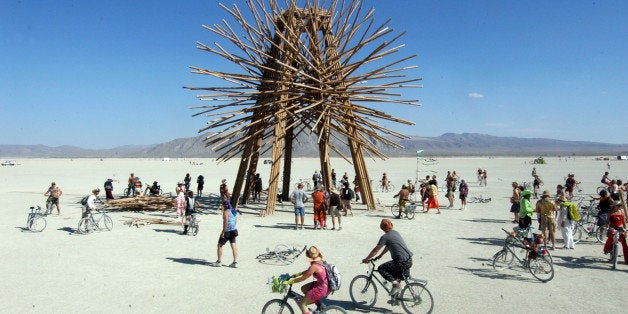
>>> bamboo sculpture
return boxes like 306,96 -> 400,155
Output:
185,0 -> 421,214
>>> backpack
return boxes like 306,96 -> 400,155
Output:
317,261 -> 341,293
80,195 -> 89,206
566,203 -> 581,221
342,187 -> 353,200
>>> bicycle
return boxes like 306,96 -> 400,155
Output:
349,258 -> 434,313
263,274 -> 347,313
608,228 -> 626,270
77,206 -> 113,234
390,202 -> 417,220
294,179 -> 313,191
572,217 -> 607,244
256,245 -> 307,265
374,180 -> 395,193
144,184 -> 163,196
26,206 -> 48,232
492,228 -> 554,282
184,213 -> 200,236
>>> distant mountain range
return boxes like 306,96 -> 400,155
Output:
1,133 -> 627,158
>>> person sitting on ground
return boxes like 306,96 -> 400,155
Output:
362,219 -> 413,297
282,246 -> 330,314
149,181 -> 161,196
393,184 -> 410,219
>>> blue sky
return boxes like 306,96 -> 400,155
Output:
1,0 -> 627,148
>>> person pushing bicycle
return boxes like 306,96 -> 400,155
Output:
362,219 -> 413,296
83,189 -> 100,218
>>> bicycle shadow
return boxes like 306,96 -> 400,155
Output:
57,227 -> 77,234
153,229 -> 181,234
454,266 -> 537,282
461,218 -> 511,224
456,237 -> 504,247
166,257 -> 210,266
551,255 -> 628,272
323,299 -> 388,313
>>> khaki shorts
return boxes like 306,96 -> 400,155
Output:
328,206 -> 341,217
341,199 -> 351,207
540,217 -> 556,233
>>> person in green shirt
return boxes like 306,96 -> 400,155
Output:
519,190 -> 534,228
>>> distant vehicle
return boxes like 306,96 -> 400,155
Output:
1,161 -> 16,166
263,159 -> 272,164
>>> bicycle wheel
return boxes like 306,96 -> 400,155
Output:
390,204 -> 400,217
349,275 -> 377,307
26,213 -> 33,228
492,249 -> 514,270
596,226 -> 607,243
102,214 -> 113,231
321,305 -> 347,314
406,205 -> 416,220
28,216 -> 47,232
467,197 -> 479,203
572,225 -> 583,244
275,244 -> 296,264
528,255 -> 554,282
77,218 -> 90,234
612,242 -> 618,270
400,282 -> 434,314
261,299 -> 294,314
388,183 -> 395,192
190,221 -> 199,236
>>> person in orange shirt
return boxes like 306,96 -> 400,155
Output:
311,185 -> 327,230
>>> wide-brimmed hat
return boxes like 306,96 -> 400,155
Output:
306,246 -> 323,262
558,195 -> 568,202
541,190 -> 551,198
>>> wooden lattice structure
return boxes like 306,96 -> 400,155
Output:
185,0 -> 421,214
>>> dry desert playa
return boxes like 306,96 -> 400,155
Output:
2,157 -> 628,313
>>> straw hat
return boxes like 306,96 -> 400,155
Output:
306,246 -> 323,262
557,195 -> 568,202
541,190 -> 551,198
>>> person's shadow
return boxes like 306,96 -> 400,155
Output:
166,257 -> 209,266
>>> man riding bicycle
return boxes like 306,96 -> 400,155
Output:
362,219 -> 413,296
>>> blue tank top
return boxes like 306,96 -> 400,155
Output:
226,209 -> 237,231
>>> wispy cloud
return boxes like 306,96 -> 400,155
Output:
468,92 -> 484,99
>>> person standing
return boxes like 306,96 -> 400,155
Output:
83,188 -> 100,219
340,181 -> 354,216
519,190 -> 534,229
196,175 -> 204,198
184,173 -> 191,192
175,182 -> 186,217
331,169 -> 337,189
603,201 -> 628,263
564,174 -> 577,199
290,183 -> 308,230
126,173 -> 135,197
253,173 -> 263,202
459,179 -> 468,210
425,180 -> 440,214
312,185 -> 326,229
482,169 -> 488,186
362,219 -> 413,296
211,200 -> 239,268
44,182 -> 63,214
103,179 -> 115,200
328,188 -> 342,230
381,173 -> 389,192
392,184 -> 410,219
182,191 -> 199,235
556,195 -> 575,249
535,190 -> 557,250
532,175 -> 543,199
220,179 -> 230,202
510,182 -> 521,223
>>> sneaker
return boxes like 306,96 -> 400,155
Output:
389,285 -> 401,296
294,226 -> 298,230
229,262 -> 238,268
338,226 -> 342,230
300,225 -> 304,230
211,261 -> 222,267
331,227 -> 335,230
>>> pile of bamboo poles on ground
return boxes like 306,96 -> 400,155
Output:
105,196 -> 175,212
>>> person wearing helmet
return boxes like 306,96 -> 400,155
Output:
519,190 -> 534,228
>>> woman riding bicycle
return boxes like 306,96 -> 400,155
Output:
362,219 -> 413,296
283,246 -> 329,314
